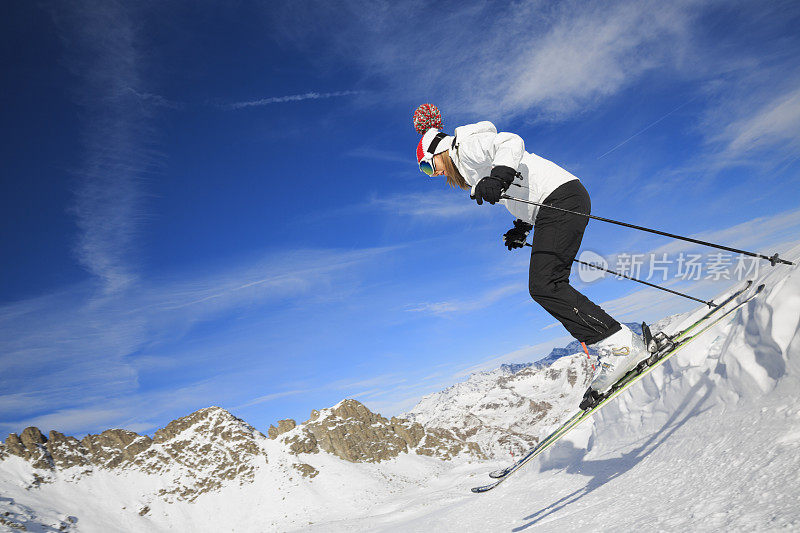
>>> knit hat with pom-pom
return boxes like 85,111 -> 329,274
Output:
413,104 -> 443,134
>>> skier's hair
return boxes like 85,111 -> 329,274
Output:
438,151 -> 469,190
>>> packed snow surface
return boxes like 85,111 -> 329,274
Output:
2,245 -> 799,531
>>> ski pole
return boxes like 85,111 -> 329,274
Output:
501,193 -> 794,266
521,242 -> 716,307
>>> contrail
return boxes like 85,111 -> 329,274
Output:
598,96 -> 698,159
227,90 -> 362,109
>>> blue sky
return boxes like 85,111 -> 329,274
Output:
2,0 -> 800,439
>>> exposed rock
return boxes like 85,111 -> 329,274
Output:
284,430 -> 319,455
138,506 -> 150,516
545,368 -> 562,380
46,431 -> 90,470
292,463 -> 319,478
0,515 -> 27,530
81,429 -> 152,469
4,428 -> 53,470
416,427 -> 486,461
268,419 -> 296,440
303,400 -> 410,462
302,399 -> 482,463
390,417 -> 425,449
567,367 -> 578,387
21,427 -> 47,447
4,434 -> 23,456
28,472 -> 51,489
133,407 -> 269,502
0,497 -> 78,530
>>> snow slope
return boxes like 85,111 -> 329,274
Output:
0,429 -> 471,532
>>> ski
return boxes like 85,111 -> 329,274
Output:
474,282 -> 764,492
486,280 -> 751,481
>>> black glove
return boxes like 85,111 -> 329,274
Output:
503,219 -> 533,250
471,165 -> 517,205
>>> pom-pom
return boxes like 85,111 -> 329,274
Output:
413,103 -> 443,134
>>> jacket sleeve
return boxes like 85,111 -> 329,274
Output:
491,132 -> 525,171
453,122 -> 525,172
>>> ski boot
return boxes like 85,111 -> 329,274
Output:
579,324 -> 649,410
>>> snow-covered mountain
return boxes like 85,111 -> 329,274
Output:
2,246 -> 799,531
404,353 -> 595,459
403,323 -> 644,459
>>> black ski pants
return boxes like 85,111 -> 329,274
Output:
529,180 -> 621,345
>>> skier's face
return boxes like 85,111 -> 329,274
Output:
431,153 -> 448,177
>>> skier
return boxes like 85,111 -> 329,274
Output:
412,103 -> 647,408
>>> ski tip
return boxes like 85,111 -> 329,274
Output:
755,283 -> 766,293
471,481 -> 500,493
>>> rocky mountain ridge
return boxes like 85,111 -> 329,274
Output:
1,407 -> 269,502
272,399 -> 483,463
0,399 -> 483,507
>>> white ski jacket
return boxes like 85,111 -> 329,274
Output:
450,121 -> 580,223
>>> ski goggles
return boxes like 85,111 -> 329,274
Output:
417,131 -> 449,177
418,156 -> 436,177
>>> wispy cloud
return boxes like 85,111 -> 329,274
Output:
368,191 -> 488,220
576,206 -> 800,285
0,245 -> 394,435
0,378 -> 224,437
345,146 -> 409,164
268,0 -> 706,120
233,389 -> 309,410
406,284 -> 522,316
329,373 -> 405,391
713,86 -> 800,159
487,1 -> 700,120
53,2 -> 160,295
154,247 -> 397,314
452,336 -> 572,379
226,90 -> 363,109
123,86 -> 182,109
269,0 -> 800,173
